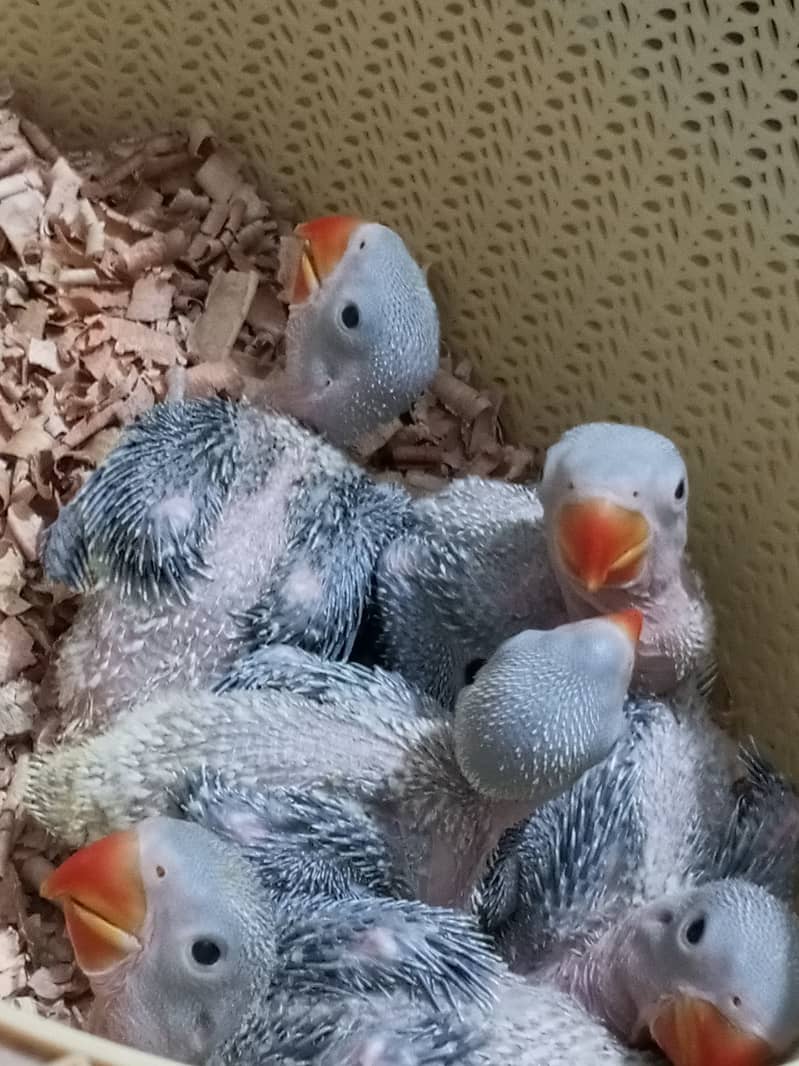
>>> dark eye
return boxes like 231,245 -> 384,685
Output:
341,303 -> 360,329
684,916 -> 706,946
191,939 -> 222,966
675,479 -> 685,500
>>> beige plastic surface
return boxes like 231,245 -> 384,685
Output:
2,0 -> 799,774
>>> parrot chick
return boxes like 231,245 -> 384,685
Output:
557,879 -> 799,1066
371,423 -> 713,708
267,214 -> 439,447
478,682 -> 799,1061
38,397 -> 411,741
367,477 -> 567,706
44,820 -> 799,1066
26,611 -> 640,907
39,816 -> 502,1064
540,422 -> 715,695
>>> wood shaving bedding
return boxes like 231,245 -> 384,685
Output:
0,93 -> 534,1029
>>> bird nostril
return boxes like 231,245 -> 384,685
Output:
657,909 -> 673,925
732,995 -> 742,1008
155,865 -> 166,879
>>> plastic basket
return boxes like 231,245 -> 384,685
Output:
2,0 -> 799,1060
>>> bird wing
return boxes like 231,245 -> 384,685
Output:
39,398 -> 240,602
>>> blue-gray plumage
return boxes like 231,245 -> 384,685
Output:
46,818 -> 799,1066
268,216 -> 440,448
370,424 -> 715,707
478,683 -> 799,1063
39,398 -> 411,741
26,613 -> 637,908
41,816 -> 500,1064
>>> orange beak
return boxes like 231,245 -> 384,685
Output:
557,499 -> 650,592
40,828 -> 146,975
651,997 -> 774,1066
605,607 -> 644,644
290,214 -> 362,304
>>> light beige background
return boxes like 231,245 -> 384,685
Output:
2,0 -> 799,774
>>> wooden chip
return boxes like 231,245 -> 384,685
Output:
183,361 -> 246,399
43,157 -> 82,230
0,542 -> 24,593
188,116 -> 217,157
0,180 -> 44,260
58,286 -> 129,315
277,233 -> 304,301
18,117 -> 59,164
195,147 -> 243,202
13,299 -> 48,340
246,284 -> 287,334
122,227 -> 188,278
6,498 -> 44,562
189,269 -> 258,362
0,418 -> 53,460
0,618 -> 35,683
432,367 -> 492,422
28,966 -> 68,1000
104,316 -> 182,366
27,338 -> 59,373
60,403 -> 122,449
126,273 -> 175,321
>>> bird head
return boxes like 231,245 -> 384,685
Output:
628,880 -> 799,1066
41,816 -> 276,1063
453,610 -> 640,803
278,215 -> 439,446
540,422 -> 689,606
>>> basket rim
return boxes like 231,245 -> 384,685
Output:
0,1002 -> 184,1066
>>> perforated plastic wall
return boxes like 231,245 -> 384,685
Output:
2,0 -> 799,772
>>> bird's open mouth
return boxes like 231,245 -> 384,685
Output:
650,995 -> 774,1066
41,828 -> 145,974
289,214 -> 362,304
556,498 -> 650,592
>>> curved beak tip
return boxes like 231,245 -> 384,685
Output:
607,607 -> 644,644
556,498 -> 650,591
41,828 -> 147,974
651,997 -> 774,1066
289,214 -> 363,305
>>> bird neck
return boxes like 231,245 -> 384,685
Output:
557,562 -> 710,694
558,917 -> 657,1045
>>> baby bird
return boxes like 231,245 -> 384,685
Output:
267,214 -> 439,447
38,215 -> 438,741
371,423 -> 714,705
540,423 -> 715,695
38,398 -> 412,741
40,816 -> 501,1064
26,612 -> 639,907
478,683 -> 799,1065
44,818 -> 799,1066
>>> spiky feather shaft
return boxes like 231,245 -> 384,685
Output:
170,767 -> 411,901
40,397 -> 411,739
371,478 -> 565,707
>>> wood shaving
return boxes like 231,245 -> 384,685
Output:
0,94 -> 531,1039
188,269 -> 258,362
